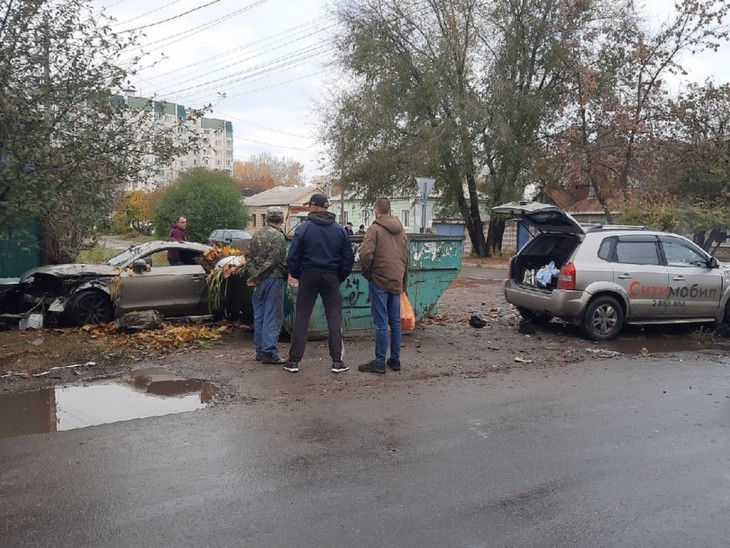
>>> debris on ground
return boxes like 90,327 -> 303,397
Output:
469,315 -> 487,328
518,319 -> 537,334
585,348 -> 622,358
112,310 -> 165,333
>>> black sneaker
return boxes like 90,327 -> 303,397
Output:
387,358 -> 401,371
283,359 -> 299,373
358,360 -> 386,374
255,354 -> 263,362
331,361 -> 349,373
262,354 -> 286,364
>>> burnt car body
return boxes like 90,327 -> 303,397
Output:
16,241 -> 252,326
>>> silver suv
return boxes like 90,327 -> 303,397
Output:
493,201 -> 730,340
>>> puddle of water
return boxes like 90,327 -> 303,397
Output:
0,369 -> 216,439
595,331 -> 730,355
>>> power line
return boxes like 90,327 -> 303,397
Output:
145,20 -> 332,90
216,110 -> 310,139
127,0 -> 270,53
214,68 -> 329,102
123,0 -> 225,32
144,15 -> 328,81
178,51 -> 325,104
111,0 -> 189,28
159,42 -> 330,97
233,135 -> 313,152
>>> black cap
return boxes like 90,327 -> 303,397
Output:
304,193 -> 329,208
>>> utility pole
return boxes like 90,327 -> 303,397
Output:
415,177 -> 435,234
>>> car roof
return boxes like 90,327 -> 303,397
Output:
209,229 -> 252,238
107,240 -> 211,267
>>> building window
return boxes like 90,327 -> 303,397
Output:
252,215 -> 256,227
401,210 -> 409,227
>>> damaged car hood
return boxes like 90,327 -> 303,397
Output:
20,263 -> 120,282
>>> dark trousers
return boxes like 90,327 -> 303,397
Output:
288,270 -> 343,363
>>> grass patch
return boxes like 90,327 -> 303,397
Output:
0,329 -> 103,376
688,325 -> 718,344
77,247 -> 119,264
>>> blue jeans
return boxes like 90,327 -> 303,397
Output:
252,277 -> 285,357
369,281 -> 401,364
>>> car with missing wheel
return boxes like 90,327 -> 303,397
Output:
16,240 -> 252,327
493,201 -> 730,340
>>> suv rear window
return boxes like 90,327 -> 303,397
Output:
615,240 -> 660,265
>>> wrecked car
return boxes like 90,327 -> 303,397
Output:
16,241 -> 252,327
493,201 -> 730,341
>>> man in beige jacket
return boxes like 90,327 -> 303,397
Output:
358,197 -> 409,374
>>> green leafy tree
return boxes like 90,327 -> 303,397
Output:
323,0 -> 601,256
0,0 -> 206,263
153,168 -> 248,243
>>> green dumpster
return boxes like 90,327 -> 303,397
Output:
283,234 -> 463,338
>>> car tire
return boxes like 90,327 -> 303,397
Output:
517,307 -> 553,324
718,302 -> 730,337
66,290 -> 113,326
582,295 -> 624,341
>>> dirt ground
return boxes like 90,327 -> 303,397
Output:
1,272 -> 611,400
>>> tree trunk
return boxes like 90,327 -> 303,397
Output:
465,171 -> 487,257
485,216 -> 505,256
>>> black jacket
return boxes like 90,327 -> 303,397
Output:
286,211 -> 354,282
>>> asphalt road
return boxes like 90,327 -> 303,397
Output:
1,353 -> 729,547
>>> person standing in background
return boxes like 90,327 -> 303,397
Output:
167,216 -> 186,265
358,197 -> 409,374
246,206 -> 288,364
285,193 -> 354,374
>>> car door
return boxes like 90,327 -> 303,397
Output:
116,258 -> 208,317
610,236 -> 669,320
659,235 -> 722,319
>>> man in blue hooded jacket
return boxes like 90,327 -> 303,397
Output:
285,193 -> 354,373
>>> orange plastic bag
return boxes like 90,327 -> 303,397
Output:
400,292 -> 416,331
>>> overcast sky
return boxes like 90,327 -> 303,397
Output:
96,0 -> 730,179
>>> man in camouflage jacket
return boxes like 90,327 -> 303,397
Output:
246,206 -> 288,364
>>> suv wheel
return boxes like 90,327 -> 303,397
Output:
582,295 -> 623,341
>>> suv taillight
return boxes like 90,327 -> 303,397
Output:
557,263 -> 576,290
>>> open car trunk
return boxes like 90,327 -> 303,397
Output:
493,201 -> 585,292
510,233 -> 582,291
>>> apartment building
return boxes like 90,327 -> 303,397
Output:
118,94 -> 234,190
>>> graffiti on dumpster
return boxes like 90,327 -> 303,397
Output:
342,276 -> 369,307
411,241 -> 459,267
